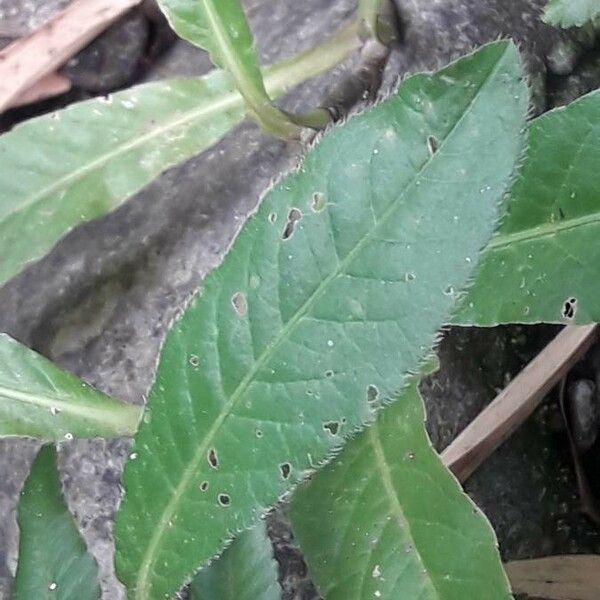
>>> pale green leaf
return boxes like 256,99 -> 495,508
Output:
544,0 -> 600,27
0,74 -> 244,288
0,333 -> 139,440
0,26 -> 358,290
157,0 -> 298,137
189,522 -> 280,600
456,89 -> 600,326
12,445 -> 100,600
114,42 -> 527,600
289,381 -> 511,600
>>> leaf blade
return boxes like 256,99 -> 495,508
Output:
0,73 -> 246,288
544,0 -> 600,27
0,25 -> 359,290
290,382 -> 511,600
157,0 -> 298,137
189,522 -> 280,600
115,42 -> 527,600
456,89 -> 600,325
12,445 -> 101,600
0,333 -> 139,440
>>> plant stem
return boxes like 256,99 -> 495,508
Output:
264,20 -> 361,99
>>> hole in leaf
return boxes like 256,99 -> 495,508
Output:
562,297 -> 577,319
405,451 -> 415,460
268,212 -> 277,224
208,448 -> 218,469
281,208 -> 302,240
367,384 -> 379,403
218,493 -> 230,507
311,192 -> 326,212
323,421 -> 339,435
199,481 -> 209,492
231,292 -> 247,317
256,429 -> 263,438
280,463 -> 291,479
427,135 -> 439,155
189,354 -> 200,367
325,370 -> 334,378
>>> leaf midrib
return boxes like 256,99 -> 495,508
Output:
366,425 -> 441,599
1,82 -> 244,228
0,383 -> 138,433
133,47 -> 511,598
487,210 -> 600,250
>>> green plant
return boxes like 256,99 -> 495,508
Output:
1,1 -> 600,599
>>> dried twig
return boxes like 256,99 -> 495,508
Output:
442,324 -> 598,482
0,0 -> 141,113
505,555 -> 600,600
7,72 -> 72,110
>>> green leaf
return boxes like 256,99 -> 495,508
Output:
12,445 -> 101,600
189,522 -> 280,600
289,382 -> 511,600
0,26 -> 358,290
115,41 -> 527,600
157,0 -> 299,137
544,0 -> 600,27
0,333 -> 139,440
456,89 -> 600,326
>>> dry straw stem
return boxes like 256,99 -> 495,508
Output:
7,72 -> 72,110
442,324 -> 598,482
505,555 -> 600,600
0,0 -> 141,113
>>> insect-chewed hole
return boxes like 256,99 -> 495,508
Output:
323,421 -> 339,435
208,448 -> 219,469
311,192 -> 326,212
427,135 -> 439,155
325,370 -> 334,378
231,292 -> 247,317
268,212 -> 277,224
189,354 -> 200,367
280,463 -> 291,479
281,208 -> 302,240
218,493 -> 231,507
367,384 -> 379,403
256,429 -> 263,438
199,481 -> 209,492
562,297 -> 577,319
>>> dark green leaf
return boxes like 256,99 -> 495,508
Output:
0,333 -> 139,440
289,382 -> 511,600
115,42 -> 527,599
189,522 -> 280,600
456,89 -> 600,325
12,446 -> 100,600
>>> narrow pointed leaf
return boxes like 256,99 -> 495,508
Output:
0,333 -> 140,440
456,89 -> 600,326
157,0 -> 298,137
12,445 -> 101,600
544,0 -> 600,27
189,522 -> 280,600
115,42 -> 527,600
0,74 -> 244,288
289,382 -> 511,600
0,27 -> 358,289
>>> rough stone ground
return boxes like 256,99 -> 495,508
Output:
1,1 -> 600,598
